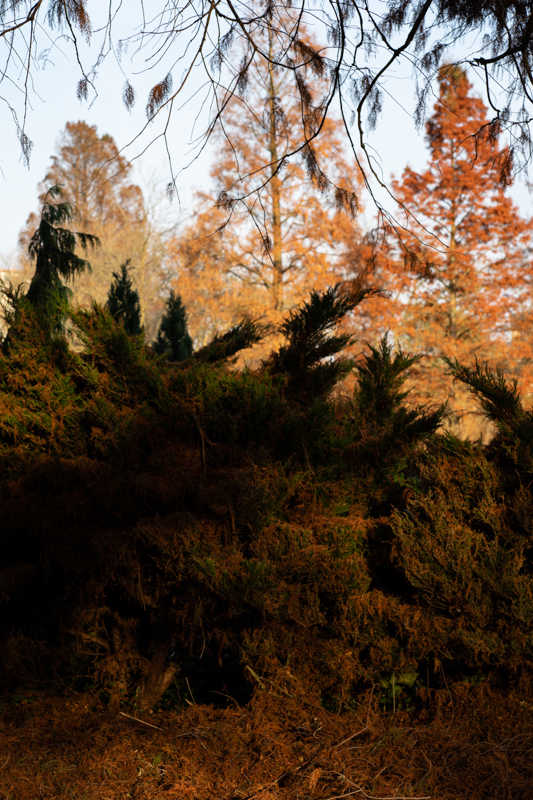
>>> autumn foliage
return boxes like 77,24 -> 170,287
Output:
164,26 -> 364,358
4,59 -> 533,797
377,66 -> 533,439
164,67 -> 533,445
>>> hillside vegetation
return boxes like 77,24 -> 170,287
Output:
1,275 -> 532,720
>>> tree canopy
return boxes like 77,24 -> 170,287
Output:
164,25 -> 365,349
372,67 -> 533,438
3,1 -> 533,209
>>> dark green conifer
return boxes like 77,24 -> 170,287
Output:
194,318 -> 271,364
106,260 -> 142,336
153,290 -> 193,361
266,281 -> 383,399
25,184 -> 99,331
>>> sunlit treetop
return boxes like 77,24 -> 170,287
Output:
3,0 -> 533,220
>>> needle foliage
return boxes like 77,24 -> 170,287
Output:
1,278 -> 533,712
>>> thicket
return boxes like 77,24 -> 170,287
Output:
1,272 -> 533,714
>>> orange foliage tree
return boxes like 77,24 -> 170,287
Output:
386,66 -> 533,438
165,27 -> 365,350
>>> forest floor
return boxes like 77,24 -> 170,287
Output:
1,681 -> 532,800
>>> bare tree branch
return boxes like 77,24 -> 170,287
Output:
4,0 -> 533,223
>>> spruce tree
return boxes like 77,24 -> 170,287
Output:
153,290 -> 193,362
106,260 -> 142,336
25,184 -> 99,332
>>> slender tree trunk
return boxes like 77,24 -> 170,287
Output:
136,225 -> 149,329
448,146 -> 459,339
268,37 -> 284,312
448,216 -> 458,339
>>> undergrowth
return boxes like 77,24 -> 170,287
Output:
1,282 -> 533,714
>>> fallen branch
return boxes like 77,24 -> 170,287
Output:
118,711 -> 162,730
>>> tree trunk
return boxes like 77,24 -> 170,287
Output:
137,636 -> 178,712
268,35 -> 284,312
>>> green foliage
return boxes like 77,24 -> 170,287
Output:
153,290 -> 193,362
378,672 -> 420,710
26,185 -> 98,309
2,282 -> 533,713
9,185 -> 98,340
443,353 -> 533,476
349,335 -> 448,506
265,282 -> 383,399
194,318 -> 272,364
106,260 -> 142,336
443,354 -> 525,433
390,434 -> 533,668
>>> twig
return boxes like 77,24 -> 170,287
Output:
372,766 -> 387,783
440,663 -> 455,732
366,685 -> 375,726
191,410 -> 214,476
0,754 -> 10,770
186,676 -> 196,704
262,676 -> 294,698
245,665 -> 266,689
326,792 -> 431,800
335,772 -> 431,800
118,711 -> 162,730
245,666 -> 319,706
243,769 -> 291,799
333,726 -> 369,748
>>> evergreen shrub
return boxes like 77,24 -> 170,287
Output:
106,260 -> 143,336
153,290 -> 193,361
0,281 -> 532,711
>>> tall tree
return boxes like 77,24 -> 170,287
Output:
18,122 -> 165,338
209,27 -> 362,316
5,1 -> 533,208
2,186 -> 98,349
26,183 -> 98,299
389,66 -> 533,438
166,26 -> 365,349
23,185 -> 98,335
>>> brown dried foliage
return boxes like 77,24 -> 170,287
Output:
2,291 -> 533,800
1,685 -> 533,799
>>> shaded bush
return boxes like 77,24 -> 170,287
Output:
153,289 -> 193,362
1,282 -> 533,712
106,260 -> 142,336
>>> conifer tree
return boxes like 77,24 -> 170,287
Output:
165,23 -> 364,356
388,66 -> 533,437
106,260 -> 143,335
194,318 -> 271,364
153,290 -> 193,361
266,279 -> 383,399
25,184 -> 99,333
18,122 -> 163,336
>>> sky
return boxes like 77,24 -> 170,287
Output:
0,12 -> 214,257
1,5 -> 532,261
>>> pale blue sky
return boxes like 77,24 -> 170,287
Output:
1,8 -> 531,259
0,26 -> 213,255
